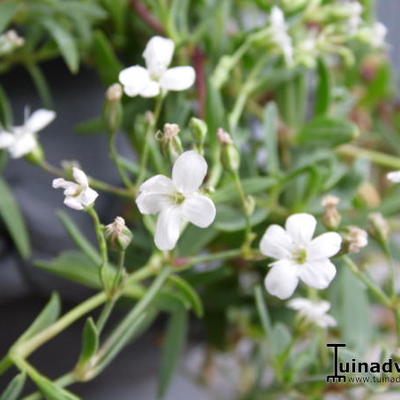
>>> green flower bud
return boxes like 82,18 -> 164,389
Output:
218,128 -> 240,172
189,117 -> 207,145
105,217 -> 133,251
161,123 -> 183,162
25,144 -> 45,166
104,83 -> 123,134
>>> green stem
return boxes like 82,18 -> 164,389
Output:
232,171 -> 252,239
96,300 -> 116,335
22,373 -> 76,400
178,249 -> 242,271
137,95 -> 165,185
342,255 -> 392,307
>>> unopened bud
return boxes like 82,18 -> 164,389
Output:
104,84 -> 123,133
190,117 -> 207,146
368,212 -> 390,245
105,217 -> 133,251
161,123 -> 183,161
344,226 -> 368,254
25,144 -> 45,166
321,194 -> 342,229
218,128 -> 240,172
0,30 -> 24,55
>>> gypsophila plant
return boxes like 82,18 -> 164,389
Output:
1,0 -> 400,399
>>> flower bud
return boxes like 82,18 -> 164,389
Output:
104,83 -> 123,134
0,30 -> 24,56
25,144 -> 45,166
368,212 -> 390,245
189,117 -> 207,151
321,194 -> 341,229
161,123 -> 183,162
343,226 -> 368,254
105,217 -> 133,251
218,128 -> 240,172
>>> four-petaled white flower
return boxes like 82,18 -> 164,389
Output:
260,213 -> 342,299
287,297 -> 337,328
0,109 -> 55,158
387,170 -> 400,183
136,150 -> 216,250
119,36 -> 195,98
52,167 -> 99,210
269,7 -> 294,65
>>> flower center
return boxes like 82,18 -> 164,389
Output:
293,247 -> 308,264
174,191 -> 186,204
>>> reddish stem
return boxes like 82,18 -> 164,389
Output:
130,0 -> 165,35
193,47 -> 206,119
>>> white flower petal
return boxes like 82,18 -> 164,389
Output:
64,183 -> 80,196
143,36 -> 174,78
160,66 -> 195,91
0,131 -> 15,148
52,178 -> 71,189
79,187 -> 98,207
308,232 -> 342,260
285,213 -> 316,245
387,171 -> 400,183
259,224 -> 294,259
299,259 -> 336,290
139,174 -> 175,194
25,109 -> 56,132
72,167 -> 89,187
172,150 -> 207,194
136,192 -> 174,214
264,259 -> 299,299
119,66 -> 151,97
139,80 -> 161,98
64,196 -> 84,210
320,315 -> 337,328
9,133 -> 37,158
287,297 -> 313,311
182,194 -> 216,228
154,206 -> 183,250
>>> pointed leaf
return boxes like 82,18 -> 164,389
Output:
0,1 -> 19,32
168,275 -> 203,317
34,375 -> 80,400
77,318 -> 99,367
315,58 -> 332,116
0,373 -> 25,400
263,102 -> 280,174
0,177 -> 31,258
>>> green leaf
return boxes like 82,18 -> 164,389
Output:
77,318 -> 99,368
41,19 -> 79,73
212,177 -> 276,203
0,85 -> 13,129
34,375 -> 80,400
91,31 -> 122,85
178,225 -> 218,257
17,293 -> 60,344
263,102 -> 280,174
315,58 -> 332,116
0,177 -> 31,258
25,63 -> 54,109
254,286 -> 272,338
297,116 -> 359,148
35,250 -> 103,289
158,307 -> 188,399
0,1 -> 19,32
0,373 -> 26,400
75,116 -> 106,135
215,205 -> 268,232
57,211 -> 101,264
168,275 -> 203,317
271,323 -> 292,357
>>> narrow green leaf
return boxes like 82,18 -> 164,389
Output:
91,31 -> 122,85
271,323 -> 292,357
77,318 -> 99,367
35,250 -> 104,289
315,58 -> 332,116
297,116 -> 359,148
34,375 -> 80,400
215,205 -> 268,232
17,293 -> 60,344
0,373 -> 26,400
168,275 -> 203,317
263,102 -> 280,174
254,285 -> 272,338
75,116 -> 106,135
57,211 -> 101,264
158,307 -> 188,399
0,85 -> 13,129
25,63 -> 54,109
0,177 -> 30,258
41,19 -> 79,73
0,1 -> 19,32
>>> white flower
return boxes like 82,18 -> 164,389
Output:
288,297 -> 337,328
356,22 -> 387,48
52,167 -> 99,210
0,109 -> 55,158
119,36 -> 195,98
387,170 -> 400,183
260,213 -> 342,299
136,150 -> 216,250
269,7 -> 293,65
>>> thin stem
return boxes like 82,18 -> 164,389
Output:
178,249 -> 243,271
22,373 -> 75,400
87,208 -> 109,293
96,300 -> 116,335
232,171 -> 252,240
137,95 -> 165,185
342,255 -> 392,307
